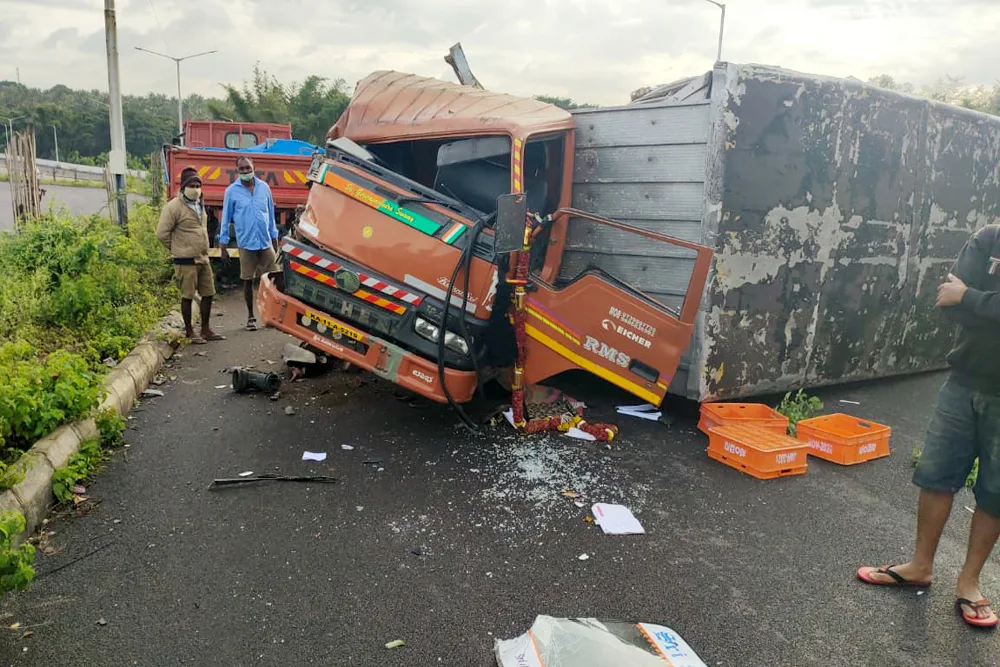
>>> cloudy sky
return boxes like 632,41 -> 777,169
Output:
2,0 -> 998,106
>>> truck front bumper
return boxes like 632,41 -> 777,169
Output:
257,272 -> 478,404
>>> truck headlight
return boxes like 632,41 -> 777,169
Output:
414,317 -> 469,356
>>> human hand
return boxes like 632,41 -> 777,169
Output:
936,273 -> 968,307
220,247 -> 230,263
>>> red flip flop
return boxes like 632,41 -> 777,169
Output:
857,565 -> 932,588
956,598 -> 1000,629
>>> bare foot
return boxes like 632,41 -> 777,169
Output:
858,561 -> 934,586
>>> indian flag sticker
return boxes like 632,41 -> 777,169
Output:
441,222 -> 466,245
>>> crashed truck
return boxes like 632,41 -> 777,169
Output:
257,62 -> 1000,416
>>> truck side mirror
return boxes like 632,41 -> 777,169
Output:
494,193 -> 528,255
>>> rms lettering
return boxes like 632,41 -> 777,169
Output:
724,441 -> 747,458
583,336 -> 630,368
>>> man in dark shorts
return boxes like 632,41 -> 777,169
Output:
156,166 -> 225,344
219,155 -> 280,331
858,224 -> 1000,629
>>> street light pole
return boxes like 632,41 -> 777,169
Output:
105,0 -> 128,226
701,0 -> 726,63
135,47 -> 217,146
51,124 -> 59,163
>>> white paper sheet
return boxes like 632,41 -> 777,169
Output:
564,427 -> 597,441
302,451 -> 327,462
592,503 -> 645,535
616,406 -> 662,421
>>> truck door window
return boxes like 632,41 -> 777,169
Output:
225,132 -> 259,149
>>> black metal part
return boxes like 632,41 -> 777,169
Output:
495,193 -> 528,255
231,367 -> 282,394
208,474 -> 338,490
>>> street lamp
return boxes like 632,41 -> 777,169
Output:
51,124 -> 59,163
134,47 -> 217,146
700,0 -> 726,63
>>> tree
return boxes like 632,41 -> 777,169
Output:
867,74 -> 1000,117
207,64 -> 351,145
533,95 -> 598,110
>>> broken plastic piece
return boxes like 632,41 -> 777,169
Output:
303,451 -> 327,462
238,471 -> 254,477
384,639 -> 406,649
341,444 -> 355,451
141,389 -> 164,398
495,616 -> 707,667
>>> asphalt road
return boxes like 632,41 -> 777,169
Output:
0,181 -> 147,231
1,291 -> 998,666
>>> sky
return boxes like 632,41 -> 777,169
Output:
2,0 -> 999,106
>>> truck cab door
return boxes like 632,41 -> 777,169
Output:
510,208 -> 712,406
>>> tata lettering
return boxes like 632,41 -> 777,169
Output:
601,318 -> 652,348
608,306 -> 656,337
724,441 -> 747,458
583,336 -> 630,368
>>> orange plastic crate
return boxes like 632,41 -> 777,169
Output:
698,402 -> 790,436
706,424 -> 808,480
796,413 -> 892,465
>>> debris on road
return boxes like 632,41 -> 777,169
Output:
269,391 -> 281,401
561,490 -> 579,499
238,471 -> 254,477
384,639 -> 406,649
208,474 -> 338,490
231,367 -> 282,394
839,400 -> 861,405
302,451 -> 327,462
215,385 -> 228,390
284,406 -> 297,416
578,553 -> 590,561
565,427 -> 597,441
96,617 -> 107,627
495,616 -> 708,667
592,503 -> 645,535
616,403 -> 662,421
341,444 -> 354,451
141,389 -> 164,398
150,374 -> 167,386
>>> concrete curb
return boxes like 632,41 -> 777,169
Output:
1,316 -> 183,545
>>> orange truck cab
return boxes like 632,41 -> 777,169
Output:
257,72 -> 712,412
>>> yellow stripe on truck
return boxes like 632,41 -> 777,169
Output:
524,323 -> 661,405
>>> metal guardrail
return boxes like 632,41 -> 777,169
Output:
0,153 -> 147,183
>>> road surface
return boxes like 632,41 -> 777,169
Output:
1,292 -> 997,666
0,182 -> 147,231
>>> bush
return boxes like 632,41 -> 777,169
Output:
777,389 -> 824,436
0,203 -> 175,362
0,203 -> 174,468
52,438 -> 106,504
0,342 -> 103,466
0,511 -> 35,595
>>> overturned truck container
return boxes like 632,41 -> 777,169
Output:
568,62 -> 1000,401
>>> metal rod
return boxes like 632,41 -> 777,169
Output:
105,0 -> 128,226
51,124 -> 59,162
700,0 -> 726,63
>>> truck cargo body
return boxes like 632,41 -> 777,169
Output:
565,62 -> 1000,402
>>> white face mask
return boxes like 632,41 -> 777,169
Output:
183,186 -> 202,201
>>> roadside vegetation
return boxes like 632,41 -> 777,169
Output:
0,204 -> 174,480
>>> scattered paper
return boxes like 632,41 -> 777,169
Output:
592,503 -> 645,535
565,427 -> 597,441
503,408 -> 515,427
616,404 -> 662,421
574,501 -> 585,509
578,553 -> 590,561
238,471 -> 254,477
302,451 -> 327,462
341,444 -> 354,451
384,639 -> 406,649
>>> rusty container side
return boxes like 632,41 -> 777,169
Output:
699,63 -> 1000,401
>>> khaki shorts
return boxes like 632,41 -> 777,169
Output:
239,247 -> 279,281
174,263 -> 216,299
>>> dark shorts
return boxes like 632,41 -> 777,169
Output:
239,247 -> 279,281
912,378 -> 1000,517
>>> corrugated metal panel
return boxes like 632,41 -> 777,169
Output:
565,219 -> 704,255
573,103 -> 711,148
558,253 -> 698,300
571,182 -> 706,220
574,145 -> 708,184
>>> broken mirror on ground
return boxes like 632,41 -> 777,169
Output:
495,616 -> 707,667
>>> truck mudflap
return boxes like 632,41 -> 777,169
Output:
256,273 -> 478,404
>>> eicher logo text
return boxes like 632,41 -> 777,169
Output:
608,306 -> 656,337
583,336 -> 630,368
602,319 -> 652,349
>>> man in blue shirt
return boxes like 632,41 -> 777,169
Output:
219,156 -> 280,331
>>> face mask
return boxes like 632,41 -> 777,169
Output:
239,172 -> 254,182
183,186 -> 201,200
